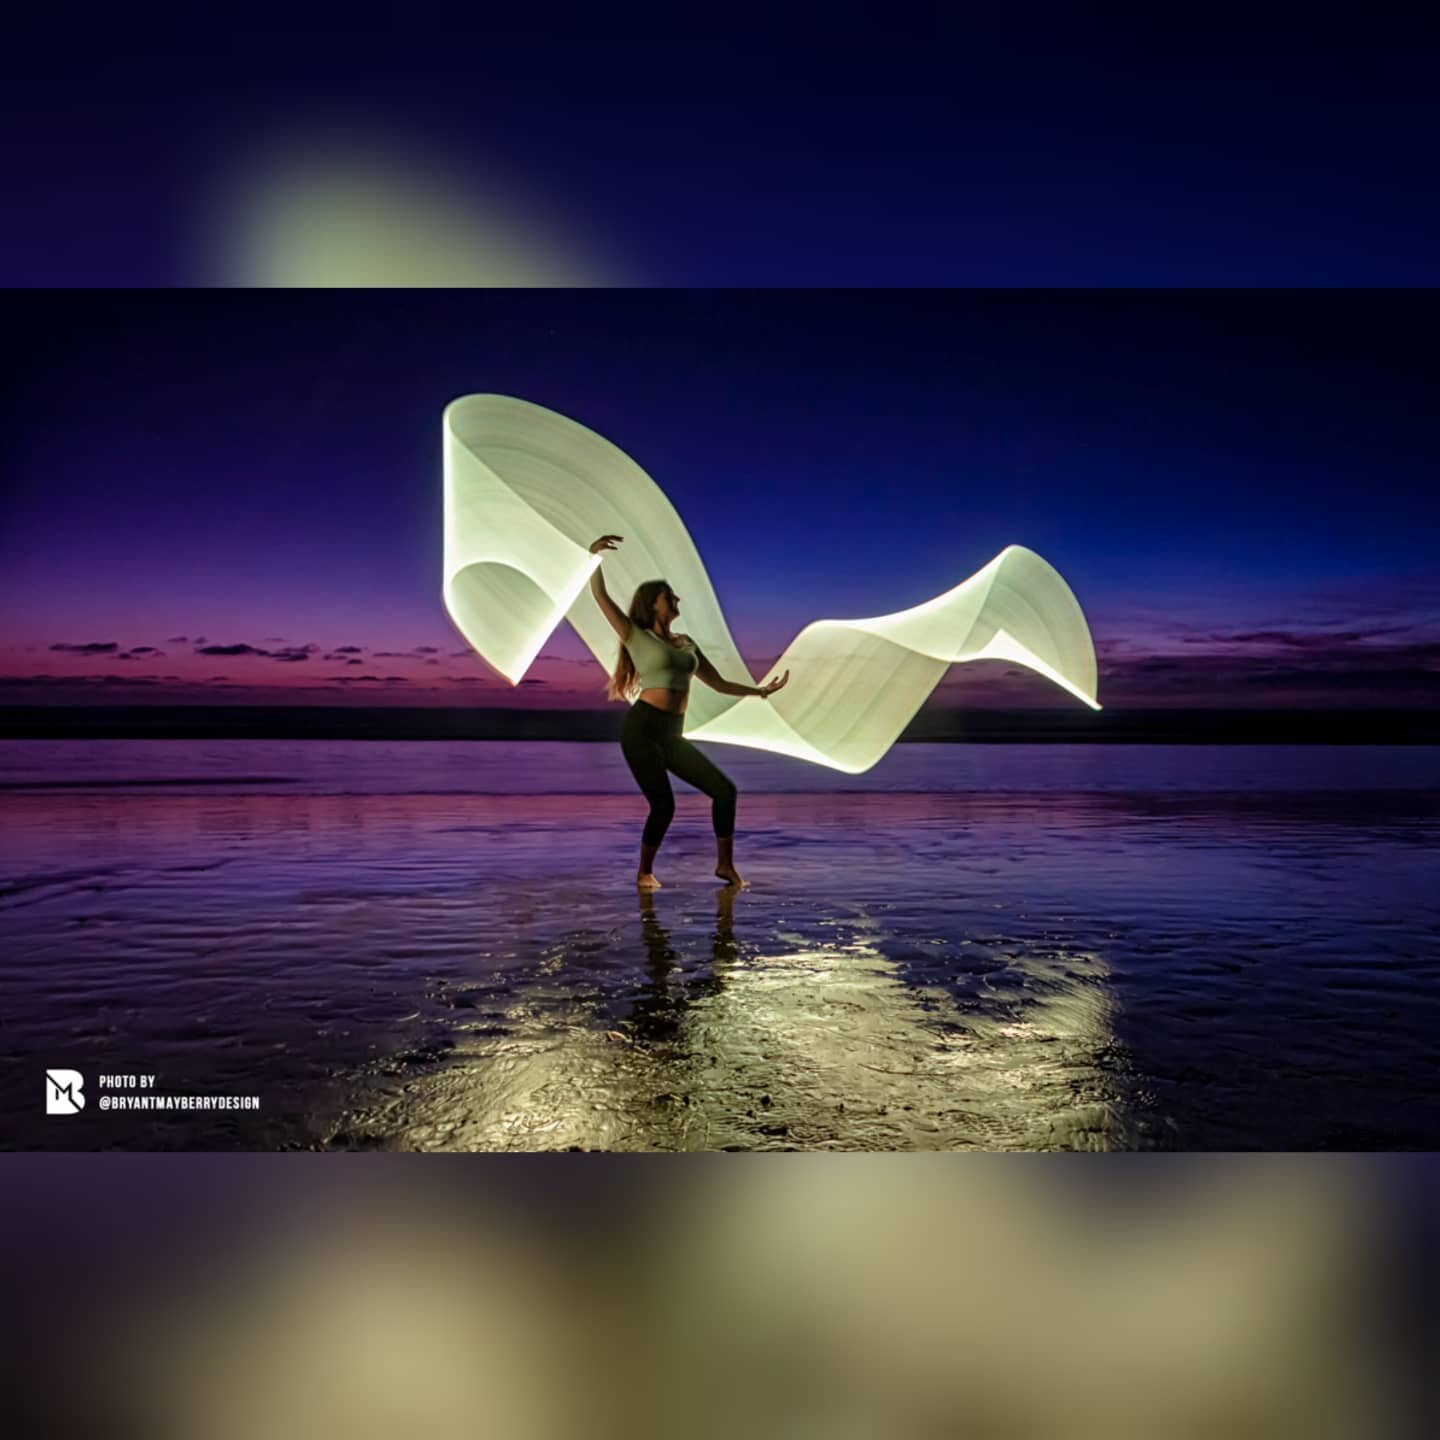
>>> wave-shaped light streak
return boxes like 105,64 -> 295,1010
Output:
442,395 -> 1100,774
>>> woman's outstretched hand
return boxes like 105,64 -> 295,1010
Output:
589,534 -> 623,554
760,669 -> 790,699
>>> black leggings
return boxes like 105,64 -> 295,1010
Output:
620,699 -> 737,847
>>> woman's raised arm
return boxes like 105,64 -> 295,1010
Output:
588,535 -> 631,641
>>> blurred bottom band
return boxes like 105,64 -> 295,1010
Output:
0,1154 -> 1432,1440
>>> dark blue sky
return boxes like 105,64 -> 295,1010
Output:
3,291 -> 1437,709
6,12 -> 1440,285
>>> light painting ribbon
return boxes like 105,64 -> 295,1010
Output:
443,395 -> 1100,773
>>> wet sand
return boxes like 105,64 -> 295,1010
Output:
2,743 -> 1437,1149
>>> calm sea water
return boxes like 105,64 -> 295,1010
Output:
3,740 -> 1437,1150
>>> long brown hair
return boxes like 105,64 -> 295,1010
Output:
604,578 -> 673,703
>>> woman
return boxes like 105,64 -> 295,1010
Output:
589,534 -> 789,890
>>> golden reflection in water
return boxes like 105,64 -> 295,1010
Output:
340,882 -> 1122,1152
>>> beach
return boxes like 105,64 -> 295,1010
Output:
3,740 -> 1437,1150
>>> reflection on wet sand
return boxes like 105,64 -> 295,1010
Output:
4,768 -> 1436,1150
333,880 -> 1123,1152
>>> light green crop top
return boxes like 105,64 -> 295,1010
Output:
624,625 -> 702,692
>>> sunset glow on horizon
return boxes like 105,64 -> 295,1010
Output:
3,291 -> 1437,713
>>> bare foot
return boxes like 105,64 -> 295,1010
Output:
715,865 -> 749,889
637,872 -> 662,890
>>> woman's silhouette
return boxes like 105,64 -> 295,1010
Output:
589,534 -> 789,891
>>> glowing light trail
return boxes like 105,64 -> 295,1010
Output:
443,395 -> 1100,773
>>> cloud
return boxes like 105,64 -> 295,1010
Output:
415,645 -> 439,654
1181,625 -> 1421,649
1098,638 -> 1440,705
167,635 -> 189,644
189,641 -> 320,661
333,645 -> 364,654
0,674 -> 154,688
1234,665 -> 1439,692
1092,636 -> 1153,656
11,673 -> 165,686
49,642 -> 119,654
1178,635 -> 1440,669
936,620 -> 1440,707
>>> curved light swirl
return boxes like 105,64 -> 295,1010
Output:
442,394 -> 1101,774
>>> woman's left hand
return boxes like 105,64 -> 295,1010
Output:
759,670 -> 790,698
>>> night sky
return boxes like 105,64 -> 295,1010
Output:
3,291 -> 1438,710
6,13 -> 1440,286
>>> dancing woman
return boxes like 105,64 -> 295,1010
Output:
589,534 -> 789,890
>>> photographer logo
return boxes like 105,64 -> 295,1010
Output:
46,1070 -> 85,1115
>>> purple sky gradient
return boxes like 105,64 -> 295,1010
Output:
3,291 -> 1438,710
